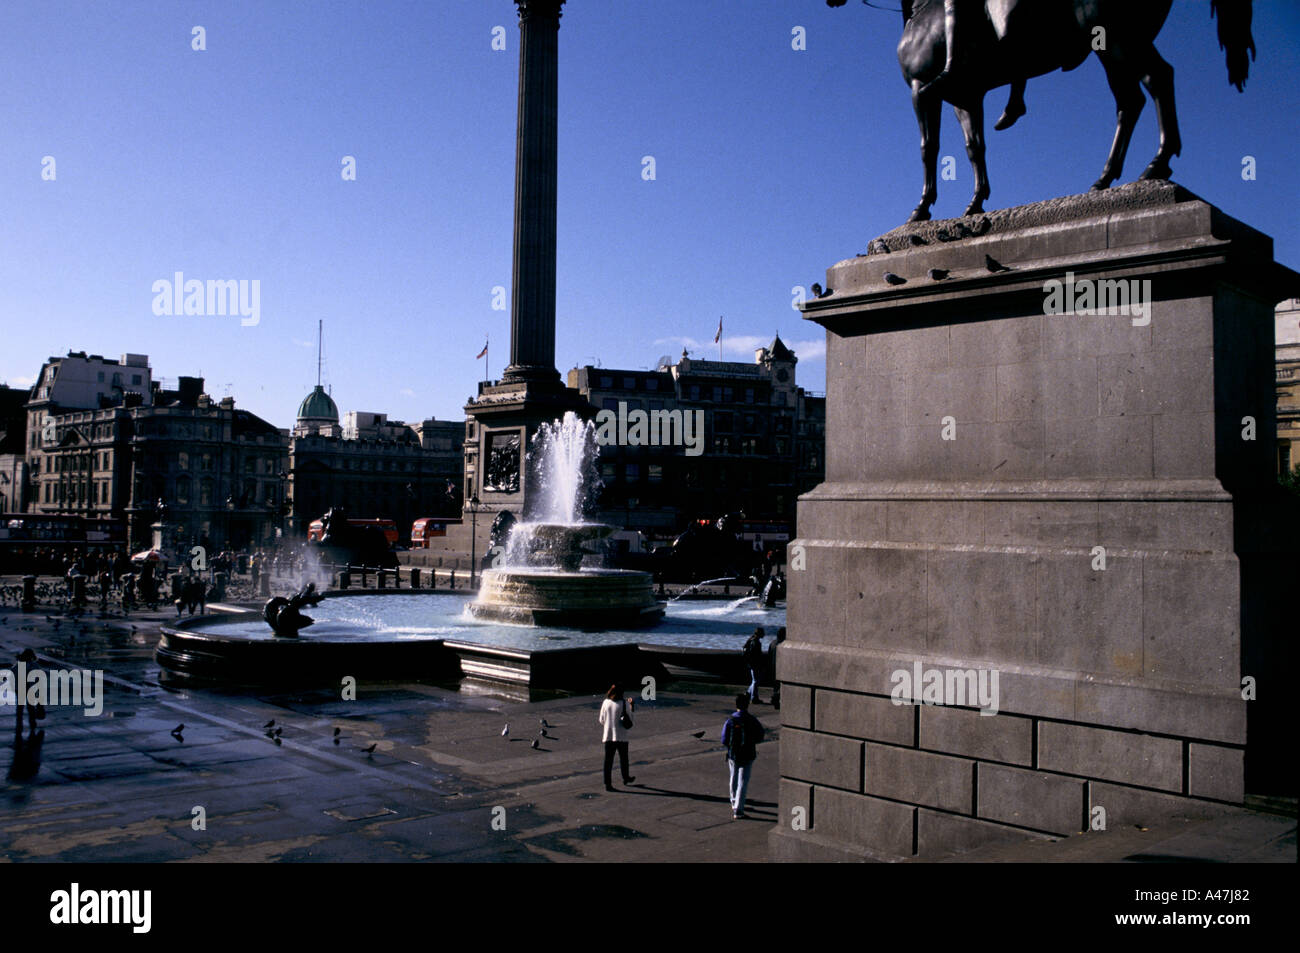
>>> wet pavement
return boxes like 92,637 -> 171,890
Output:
1,593 -> 1292,864
0,602 -> 779,862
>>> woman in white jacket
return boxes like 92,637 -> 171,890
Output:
598,684 -> 636,792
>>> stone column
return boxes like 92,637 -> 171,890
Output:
504,0 -> 565,384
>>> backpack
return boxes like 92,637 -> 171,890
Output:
726,714 -> 750,763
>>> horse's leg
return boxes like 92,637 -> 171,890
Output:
994,79 -> 1026,131
1136,47 -> 1180,180
953,99 -> 990,215
1092,54 -> 1145,191
909,84 -> 942,222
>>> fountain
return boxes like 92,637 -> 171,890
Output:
466,413 -> 664,628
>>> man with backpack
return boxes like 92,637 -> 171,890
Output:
721,693 -> 765,819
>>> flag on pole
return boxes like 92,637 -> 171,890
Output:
713,316 -> 723,344
476,339 -> 488,359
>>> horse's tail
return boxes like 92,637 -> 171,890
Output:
1211,0 -> 1256,92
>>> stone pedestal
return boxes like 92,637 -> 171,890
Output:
772,182 -> 1299,862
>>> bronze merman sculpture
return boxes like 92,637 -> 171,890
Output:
828,0 -> 1256,222
263,582 -> 326,638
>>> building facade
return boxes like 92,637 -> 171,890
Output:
565,336 -> 826,533
289,386 -> 464,538
0,384 -> 29,514
24,352 -> 288,552
1277,297 -> 1300,479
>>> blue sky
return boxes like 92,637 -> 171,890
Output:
3,0 -> 1298,427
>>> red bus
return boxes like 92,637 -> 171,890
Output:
410,517 -> 462,548
308,517 -> 399,548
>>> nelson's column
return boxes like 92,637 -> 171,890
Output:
464,0 -> 589,520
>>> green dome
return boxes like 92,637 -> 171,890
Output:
297,385 -> 339,423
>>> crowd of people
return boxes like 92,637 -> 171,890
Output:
0,542 -> 326,617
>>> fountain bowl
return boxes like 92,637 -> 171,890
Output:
466,566 -> 665,628
470,519 -> 665,627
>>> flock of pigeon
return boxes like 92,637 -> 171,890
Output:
165,719 -> 375,755
501,718 -> 552,750
807,217 -> 1014,300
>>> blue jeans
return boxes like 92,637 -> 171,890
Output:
728,758 -> 753,814
748,667 -> 761,701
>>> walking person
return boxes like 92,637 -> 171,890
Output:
598,684 -> 636,792
742,627 -> 765,704
722,693 -> 765,819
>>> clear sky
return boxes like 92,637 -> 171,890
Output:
3,0 -> 1298,428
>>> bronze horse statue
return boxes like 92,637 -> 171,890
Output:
828,0 -> 1256,222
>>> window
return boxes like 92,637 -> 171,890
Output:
624,463 -> 640,482
723,387 -> 734,402
245,457 -> 256,474
648,464 -> 663,483
712,386 -> 723,402
745,388 -> 754,404
602,397 -> 619,411
176,477 -> 191,504
132,374 -> 142,385
714,412 -> 733,432
649,399 -> 664,411
623,376 -> 636,390
178,451 -> 189,471
200,479 -> 213,506
688,384 -> 700,401
599,376 -> 613,389
601,463 -> 617,484
645,378 -> 658,391
97,371 -> 105,382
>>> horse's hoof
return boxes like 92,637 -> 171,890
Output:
1090,179 -> 1111,192
993,104 -> 1025,131
1138,162 -> 1172,181
964,202 -> 985,217
908,209 -> 932,223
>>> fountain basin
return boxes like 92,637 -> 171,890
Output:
466,567 -> 664,628
156,590 -> 779,689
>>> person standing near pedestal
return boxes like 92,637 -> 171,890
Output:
597,684 -> 636,792
742,627 -> 765,704
722,694 -> 765,819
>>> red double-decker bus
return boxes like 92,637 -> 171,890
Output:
307,517 -> 399,548
409,517 -> 462,548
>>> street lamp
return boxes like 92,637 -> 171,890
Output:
466,494 -> 490,590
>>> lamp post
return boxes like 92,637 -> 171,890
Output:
467,494 -> 490,590
225,495 -> 235,552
